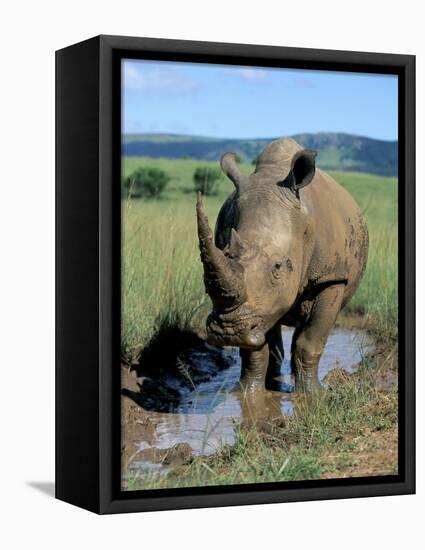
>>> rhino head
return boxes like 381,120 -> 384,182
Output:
196,138 -> 317,349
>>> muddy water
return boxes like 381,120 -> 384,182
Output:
125,328 -> 372,475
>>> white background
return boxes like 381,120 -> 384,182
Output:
0,0 -> 422,548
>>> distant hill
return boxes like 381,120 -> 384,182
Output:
122,132 -> 398,176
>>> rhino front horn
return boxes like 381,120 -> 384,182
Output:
196,192 -> 246,307
220,152 -> 246,189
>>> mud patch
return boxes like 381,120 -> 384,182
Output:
122,328 -> 374,483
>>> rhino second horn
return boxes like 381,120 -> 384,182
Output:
229,228 -> 247,258
196,192 -> 246,306
220,152 -> 246,189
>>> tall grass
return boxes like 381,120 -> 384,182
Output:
122,198 -> 208,363
346,228 -> 398,335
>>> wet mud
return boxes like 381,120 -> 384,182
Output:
122,328 -> 374,479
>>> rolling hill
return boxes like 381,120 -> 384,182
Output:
122,132 -> 397,176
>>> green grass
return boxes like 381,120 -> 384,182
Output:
122,197 -> 206,362
122,157 -> 398,363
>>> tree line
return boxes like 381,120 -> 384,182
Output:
123,160 -> 243,199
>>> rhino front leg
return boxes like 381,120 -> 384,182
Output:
239,344 -> 269,392
292,284 -> 345,393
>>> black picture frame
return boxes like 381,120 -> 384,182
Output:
56,34 -> 415,514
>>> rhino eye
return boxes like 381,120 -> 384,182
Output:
272,261 -> 283,279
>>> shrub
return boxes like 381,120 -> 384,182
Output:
193,166 -> 222,196
123,167 -> 170,199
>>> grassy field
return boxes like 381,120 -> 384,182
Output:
122,156 -> 398,364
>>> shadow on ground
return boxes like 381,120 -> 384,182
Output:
122,325 -> 237,413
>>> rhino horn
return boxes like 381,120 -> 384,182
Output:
229,228 -> 247,258
196,192 -> 246,307
220,152 -> 246,189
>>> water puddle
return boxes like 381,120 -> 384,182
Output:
123,328 -> 372,477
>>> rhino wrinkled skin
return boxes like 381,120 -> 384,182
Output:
196,137 -> 369,393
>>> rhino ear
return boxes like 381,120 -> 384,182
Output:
288,149 -> 317,194
220,152 -> 246,189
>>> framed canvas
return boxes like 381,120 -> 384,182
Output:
56,35 -> 415,514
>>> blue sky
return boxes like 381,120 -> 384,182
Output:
122,59 -> 398,141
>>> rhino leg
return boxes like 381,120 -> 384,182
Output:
291,284 -> 345,393
265,324 -> 284,388
239,344 -> 269,392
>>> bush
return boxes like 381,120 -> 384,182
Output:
193,166 -> 222,196
123,167 -> 170,199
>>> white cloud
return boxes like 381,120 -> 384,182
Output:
237,68 -> 268,81
123,63 -> 200,96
